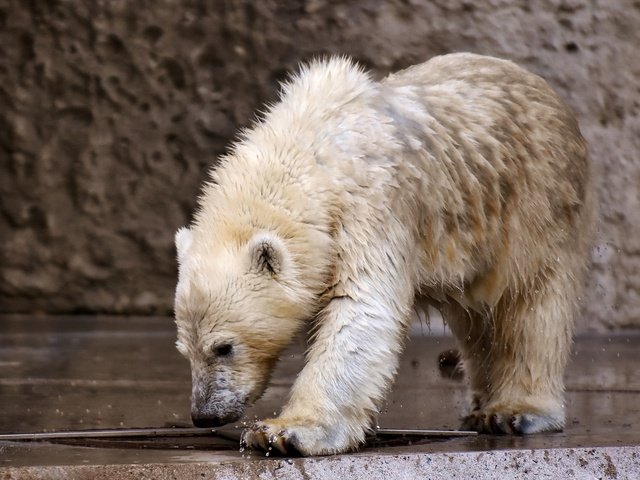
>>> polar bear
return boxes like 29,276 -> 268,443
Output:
174,53 -> 594,456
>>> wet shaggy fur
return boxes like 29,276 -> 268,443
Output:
174,53 -> 595,456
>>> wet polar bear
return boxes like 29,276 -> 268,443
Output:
174,53 -> 594,456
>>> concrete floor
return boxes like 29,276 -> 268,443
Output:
0,315 -> 639,479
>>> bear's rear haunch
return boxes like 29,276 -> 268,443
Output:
173,53 -> 594,456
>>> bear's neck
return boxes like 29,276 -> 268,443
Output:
196,60 -> 386,299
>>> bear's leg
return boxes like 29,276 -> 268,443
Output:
440,302 -> 493,413
449,268 -> 576,434
242,294 -> 413,455
242,231 -> 416,455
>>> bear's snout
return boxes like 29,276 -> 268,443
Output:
191,412 -> 234,428
191,404 -> 244,427
190,380 -> 246,428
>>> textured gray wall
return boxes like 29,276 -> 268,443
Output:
1,0 -> 638,329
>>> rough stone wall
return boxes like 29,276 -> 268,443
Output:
1,0 -> 638,329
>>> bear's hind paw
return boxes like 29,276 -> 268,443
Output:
461,409 -> 564,434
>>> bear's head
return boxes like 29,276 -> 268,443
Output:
173,226 -> 313,427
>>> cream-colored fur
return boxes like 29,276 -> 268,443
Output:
174,53 -> 594,456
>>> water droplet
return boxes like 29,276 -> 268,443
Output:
265,452 -> 270,457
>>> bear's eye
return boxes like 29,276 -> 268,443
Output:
213,343 -> 233,357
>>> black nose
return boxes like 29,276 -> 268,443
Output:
191,414 -> 225,428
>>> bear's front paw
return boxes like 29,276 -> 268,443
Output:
461,407 -> 564,434
241,418 -> 356,456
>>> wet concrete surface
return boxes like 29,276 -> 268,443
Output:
0,315 -> 639,476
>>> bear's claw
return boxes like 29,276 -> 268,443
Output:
461,409 -> 564,434
241,421 -> 303,456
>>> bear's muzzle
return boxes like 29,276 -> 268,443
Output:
191,378 -> 247,427
191,410 -> 241,428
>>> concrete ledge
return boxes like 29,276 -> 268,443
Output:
2,446 -> 638,479
2,318 -> 639,479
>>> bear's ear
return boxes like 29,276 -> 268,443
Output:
248,233 -> 285,277
175,227 -> 193,264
